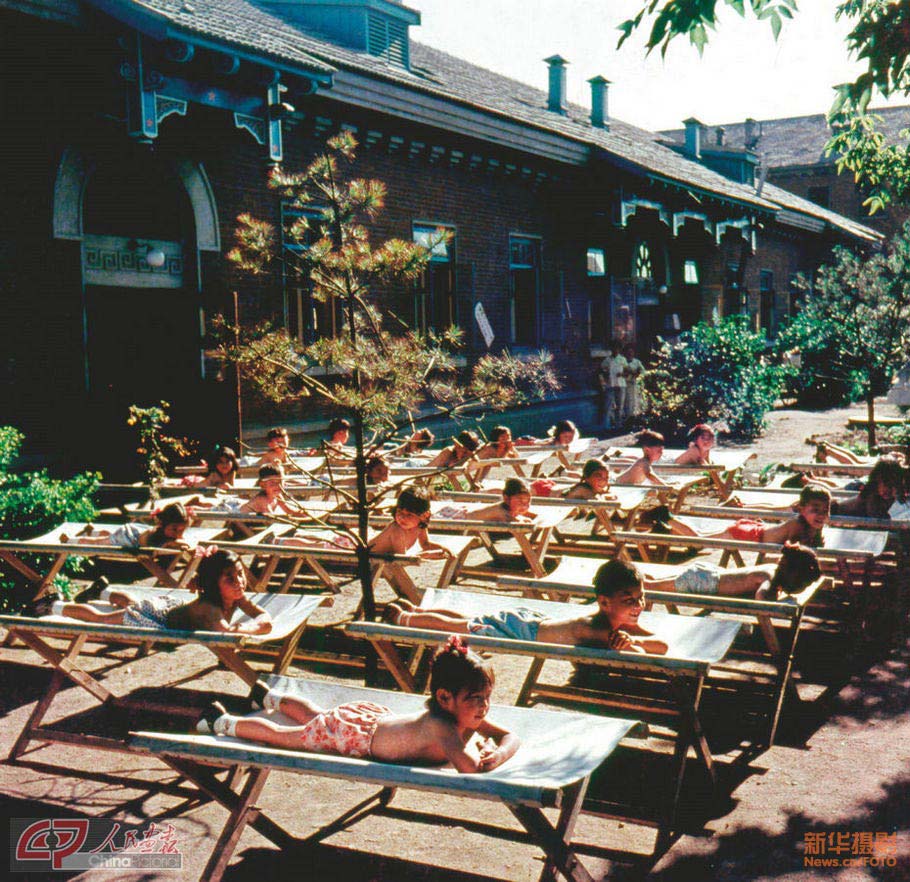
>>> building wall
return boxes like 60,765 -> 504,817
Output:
0,6 -> 866,463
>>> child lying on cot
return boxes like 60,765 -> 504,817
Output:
387,559 -> 668,655
615,430 -> 671,487
476,426 -> 520,460
562,459 -> 613,500
643,542 -> 821,600
60,503 -> 191,549
469,478 -> 539,523
654,484 -> 831,547
272,530 -> 357,551
200,445 -> 240,489
674,424 -> 716,466
257,428 -> 292,467
367,487 -> 448,559
427,430 -> 481,469
36,549 -> 272,635
241,465 -> 308,517
198,635 -> 520,773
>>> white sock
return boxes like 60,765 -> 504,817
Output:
100,587 -> 114,602
51,600 -> 68,616
262,690 -> 285,712
214,714 -> 240,737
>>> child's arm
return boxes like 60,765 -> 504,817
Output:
416,528 -> 448,559
475,718 -> 521,771
629,634 -> 669,655
233,596 -> 273,634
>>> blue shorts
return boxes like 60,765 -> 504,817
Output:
676,562 -> 721,595
109,523 -> 145,549
468,608 -> 545,642
123,597 -> 184,629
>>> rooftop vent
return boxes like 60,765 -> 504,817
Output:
744,117 -> 761,150
255,0 -> 420,69
544,55 -> 568,115
588,75 -> 610,129
683,117 -> 703,159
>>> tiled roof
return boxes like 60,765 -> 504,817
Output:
660,106 -> 910,169
108,1 -> 880,241
95,0 -> 335,75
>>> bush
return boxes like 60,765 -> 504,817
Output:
774,307 -> 866,407
642,316 -> 786,440
0,427 -> 100,613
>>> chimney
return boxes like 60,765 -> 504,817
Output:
744,117 -> 760,149
544,55 -> 568,115
683,117 -> 703,159
715,126 -> 726,147
588,75 -> 610,129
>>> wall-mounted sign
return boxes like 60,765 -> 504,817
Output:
474,302 -> 494,348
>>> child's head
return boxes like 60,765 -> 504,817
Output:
502,478 -> 532,516
393,486 -> 431,529
196,548 -> 246,607
771,543 -> 821,595
455,430 -> 480,453
366,455 -> 390,484
548,420 -> 578,446
593,559 -> 645,630
489,425 -> 512,446
581,458 -> 610,491
796,484 -> 831,531
266,427 -> 289,450
863,456 -> 904,504
156,502 -> 189,540
327,418 -> 351,444
687,424 -> 715,449
207,445 -> 239,478
409,428 -> 435,450
636,429 -> 665,461
258,464 -> 284,495
427,636 -> 495,728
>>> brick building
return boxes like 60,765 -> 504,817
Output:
662,107 -> 910,238
0,0 -> 881,465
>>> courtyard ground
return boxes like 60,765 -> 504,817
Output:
1,399 -> 908,882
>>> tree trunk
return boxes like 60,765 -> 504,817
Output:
866,390 -> 877,451
352,410 -> 378,685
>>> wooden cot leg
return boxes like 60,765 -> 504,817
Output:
516,657 -> 545,707
200,767 -> 271,882
767,611 -> 805,747
510,779 -> 594,882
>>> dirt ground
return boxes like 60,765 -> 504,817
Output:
2,398 -> 909,882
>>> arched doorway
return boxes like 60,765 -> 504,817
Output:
80,154 -> 201,465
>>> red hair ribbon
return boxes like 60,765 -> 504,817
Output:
193,544 -> 218,559
446,634 -> 468,655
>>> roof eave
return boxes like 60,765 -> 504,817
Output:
84,0 -> 334,82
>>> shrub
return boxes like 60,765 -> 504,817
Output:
0,427 -> 100,613
642,316 -> 786,440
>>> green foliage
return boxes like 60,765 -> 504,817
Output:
616,0 -> 910,213
776,229 -> 910,412
642,315 -> 786,439
774,305 -> 866,407
127,402 -> 192,501
0,427 -> 100,614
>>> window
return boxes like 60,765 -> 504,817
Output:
724,262 -> 744,316
807,185 -> 830,209
367,13 -> 409,68
587,248 -> 606,277
281,202 -> 341,342
634,242 -> 653,281
759,270 -> 774,293
412,223 -> 456,333
509,235 -> 541,345
683,259 -> 699,284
